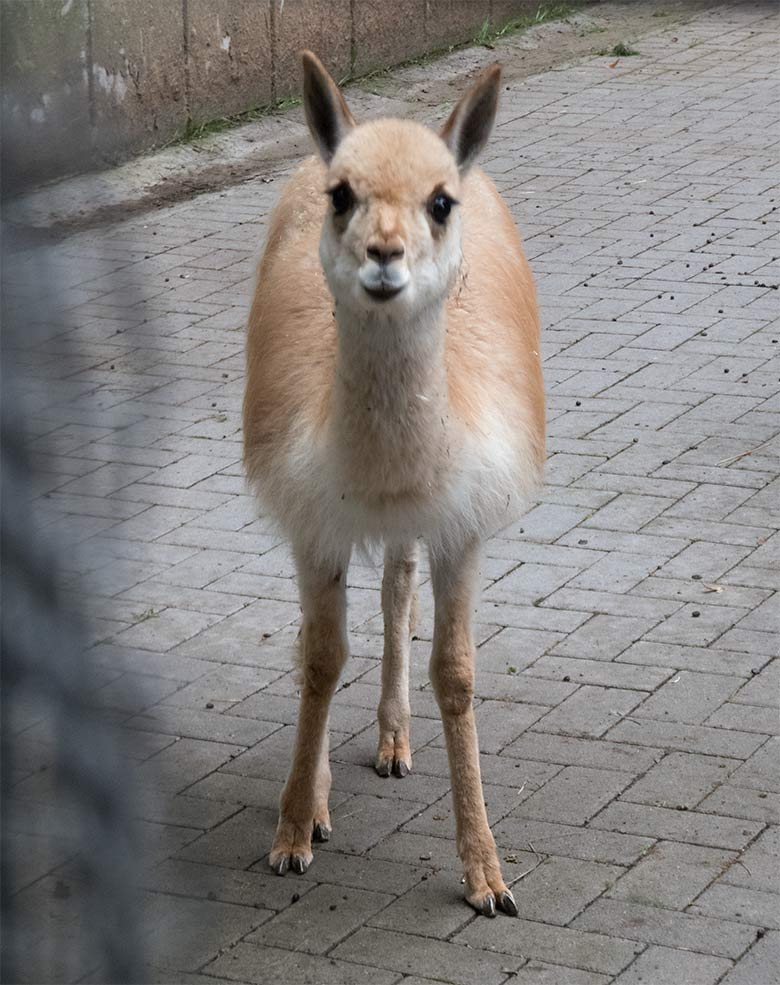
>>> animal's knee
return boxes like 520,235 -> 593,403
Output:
299,622 -> 346,695
430,646 -> 475,717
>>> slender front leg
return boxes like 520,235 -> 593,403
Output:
429,540 -> 517,918
376,540 -> 418,778
269,548 -> 349,875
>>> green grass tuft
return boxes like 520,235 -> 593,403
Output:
611,42 -> 640,57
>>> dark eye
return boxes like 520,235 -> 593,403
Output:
429,192 -> 454,225
329,182 -> 353,215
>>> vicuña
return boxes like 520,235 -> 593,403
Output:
243,51 -> 545,917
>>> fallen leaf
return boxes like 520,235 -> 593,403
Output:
609,58 -> 620,68
703,583 -> 724,593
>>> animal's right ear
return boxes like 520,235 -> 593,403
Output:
301,50 -> 355,164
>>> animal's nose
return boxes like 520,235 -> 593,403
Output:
366,240 -> 405,265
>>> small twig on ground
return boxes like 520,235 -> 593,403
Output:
717,438 -> 773,466
610,708 -> 641,725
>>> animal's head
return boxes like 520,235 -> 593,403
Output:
301,51 -> 501,318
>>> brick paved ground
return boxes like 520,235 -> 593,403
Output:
7,3 -> 779,983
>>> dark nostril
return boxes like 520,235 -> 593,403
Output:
367,243 -> 405,264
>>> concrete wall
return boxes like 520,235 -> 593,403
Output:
2,1 -> 546,189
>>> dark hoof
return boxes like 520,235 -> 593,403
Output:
313,822 -> 331,843
272,856 -> 289,876
375,759 -> 392,778
499,890 -> 518,917
393,759 -> 410,778
291,855 -> 309,874
481,894 -> 497,918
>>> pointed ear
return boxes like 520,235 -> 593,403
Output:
440,63 -> 501,173
301,50 -> 355,164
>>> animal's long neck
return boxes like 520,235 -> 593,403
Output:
329,303 -> 453,497
335,304 -> 447,415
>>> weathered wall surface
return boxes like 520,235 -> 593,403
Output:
1,0 -> 548,189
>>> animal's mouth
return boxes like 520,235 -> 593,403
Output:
363,282 -> 405,302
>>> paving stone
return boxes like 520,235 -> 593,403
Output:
607,719 -> 766,760
591,801 -> 763,851
699,784 -> 780,824
731,661 -> 780,708
621,751 -> 741,810
367,830 -> 472,871
645,603 -> 750,648
611,945 -> 732,985
453,918 -> 644,976
550,614 -> 660,661
368,869 -> 473,939
721,826 -> 780,894
730,738 -> 780,794
332,926 -> 522,985
205,942 -> 399,984
495,963 -> 609,985
290,849 -> 428,896
133,790 -> 240,831
494,817 -> 654,866
572,898 -> 758,960
328,760 -> 452,805
534,685 -> 646,738
719,931 -> 780,985
503,731 -> 661,774
475,670 -> 578,706
569,553 -> 667,594
607,841 -> 737,910
499,855 -> 624,926
320,794 -> 428,856
113,607 -> 223,652
616,640 -> 767,678
583,494 -> 676,533
126,706 -> 280,747
525,655 -> 673,691
706,702 -> 780,735
177,807 -> 278,869
513,766 -> 635,825
140,892 -> 269,972
690,883 -> 780,930
140,857 -> 313,911
484,563 -> 581,605
659,541 -> 754,582
543,587 -> 681,621
629,576 -> 770,613
474,626 -> 566,673
136,737 -> 245,796
246,883 -> 393,955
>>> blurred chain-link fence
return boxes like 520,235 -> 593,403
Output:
2,154 -> 145,985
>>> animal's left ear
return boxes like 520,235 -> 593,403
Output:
440,63 -> 501,174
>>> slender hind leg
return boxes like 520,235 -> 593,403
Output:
429,539 -> 517,917
375,540 -> 418,778
269,548 -> 349,874
312,729 -> 332,842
